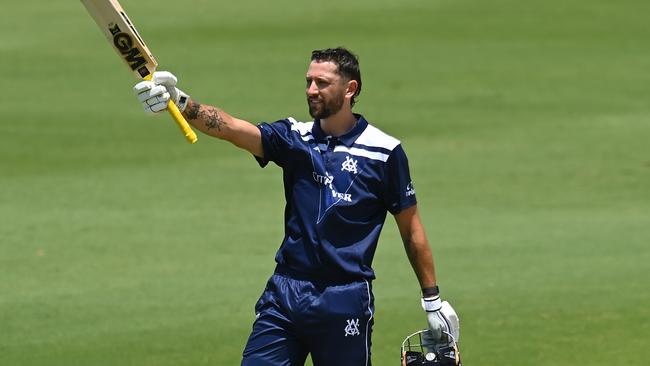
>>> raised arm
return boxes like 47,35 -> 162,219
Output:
134,71 -> 263,157
182,99 -> 263,157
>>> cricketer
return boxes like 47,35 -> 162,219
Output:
134,47 -> 459,366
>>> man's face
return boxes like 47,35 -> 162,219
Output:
305,61 -> 348,119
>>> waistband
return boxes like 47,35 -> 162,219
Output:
274,265 -> 370,285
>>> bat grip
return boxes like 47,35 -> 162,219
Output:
167,100 -> 198,144
144,74 -> 197,144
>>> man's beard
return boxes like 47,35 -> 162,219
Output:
308,94 -> 344,119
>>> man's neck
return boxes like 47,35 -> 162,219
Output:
320,109 -> 357,137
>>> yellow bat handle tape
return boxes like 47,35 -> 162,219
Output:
144,74 -> 198,144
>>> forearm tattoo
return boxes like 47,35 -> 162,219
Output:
204,108 -> 225,131
184,100 -> 225,132
185,100 -> 201,120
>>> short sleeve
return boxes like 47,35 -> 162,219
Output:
383,144 -> 417,214
255,119 -> 294,168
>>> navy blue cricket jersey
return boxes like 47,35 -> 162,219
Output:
256,114 -> 417,281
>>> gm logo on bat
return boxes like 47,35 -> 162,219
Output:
108,23 -> 149,77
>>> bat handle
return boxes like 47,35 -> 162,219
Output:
143,74 -> 197,144
167,100 -> 198,144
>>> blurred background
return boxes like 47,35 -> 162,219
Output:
1,0 -> 648,365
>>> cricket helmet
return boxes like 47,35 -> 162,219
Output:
400,329 -> 461,366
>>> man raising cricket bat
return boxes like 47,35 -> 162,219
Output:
134,47 -> 460,366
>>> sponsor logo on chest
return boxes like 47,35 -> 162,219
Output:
312,171 -> 353,202
313,172 -> 334,188
331,189 -> 352,202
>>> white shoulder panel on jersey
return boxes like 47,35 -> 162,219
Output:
288,117 -> 314,135
354,124 -> 401,151
287,117 -> 315,142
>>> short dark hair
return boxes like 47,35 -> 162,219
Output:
311,47 -> 362,107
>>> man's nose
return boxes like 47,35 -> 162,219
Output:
307,81 -> 319,96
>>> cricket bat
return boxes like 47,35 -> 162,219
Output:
81,0 -> 198,144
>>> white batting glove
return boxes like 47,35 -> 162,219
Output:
422,292 -> 461,346
422,293 -> 448,341
133,71 -> 189,114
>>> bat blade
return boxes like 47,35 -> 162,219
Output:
81,0 -> 158,79
81,0 -> 197,143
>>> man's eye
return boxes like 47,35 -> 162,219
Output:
306,79 -> 329,89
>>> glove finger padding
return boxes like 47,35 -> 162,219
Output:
145,94 -> 170,113
133,80 -> 153,94
150,71 -> 178,102
133,82 -> 170,113
133,71 -> 189,114
152,71 -> 178,87
150,71 -> 189,112
136,84 -> 169,103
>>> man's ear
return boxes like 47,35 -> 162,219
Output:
346,79 -> 359,98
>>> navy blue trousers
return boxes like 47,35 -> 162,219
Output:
241,272 -> 374,366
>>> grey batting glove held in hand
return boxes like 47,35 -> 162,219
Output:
422,293 -> 461,347
133,71 -> 189,114
422,294 -> 447,341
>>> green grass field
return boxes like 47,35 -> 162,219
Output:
1,0 -> 649,365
